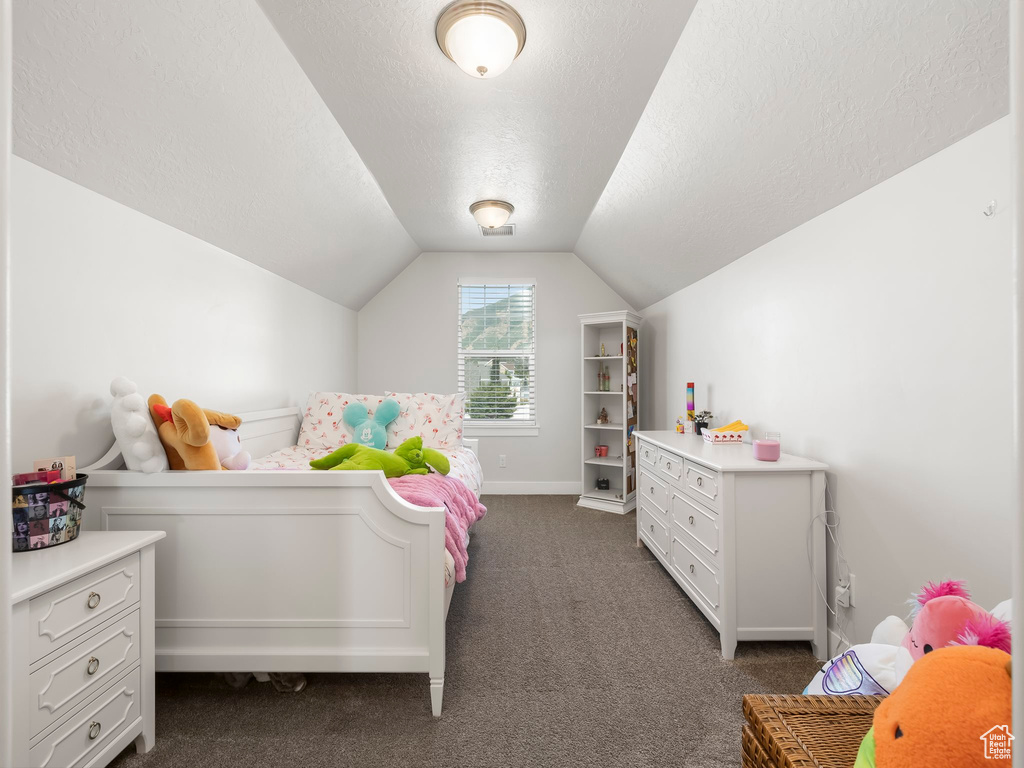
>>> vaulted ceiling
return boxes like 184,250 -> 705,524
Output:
12,0 -> 1008,310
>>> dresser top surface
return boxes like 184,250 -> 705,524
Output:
635,431 -> 828,472
11,530 -> 165,604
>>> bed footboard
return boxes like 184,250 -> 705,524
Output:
84,470 -> 449,716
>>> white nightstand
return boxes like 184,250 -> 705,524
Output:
10,530 -> 165,768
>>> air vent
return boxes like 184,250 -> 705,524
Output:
480,224 -> 515,237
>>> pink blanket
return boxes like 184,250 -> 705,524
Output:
388,474 -> 486,583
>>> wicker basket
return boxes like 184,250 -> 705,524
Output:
11,474 -> 87,552
742,694 -> 884,768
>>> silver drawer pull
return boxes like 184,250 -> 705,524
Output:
649,486 -> 654,494
696,476 -> 703,487
665,462 -> 671,470
649,524 -> 654,534
88,721 -> 101,740
87,656 -> 100,676
688,515 -> 694,525
689,564 -> 695,574
87,592 -> 101,610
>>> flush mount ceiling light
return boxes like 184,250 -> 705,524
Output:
436,1 -> 526,79
470,200 -> 515,228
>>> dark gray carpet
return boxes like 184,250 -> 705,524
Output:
109,495 -> 820,767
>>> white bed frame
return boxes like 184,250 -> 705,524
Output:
82,407 -> 480,717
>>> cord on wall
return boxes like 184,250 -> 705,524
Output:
808,477 -> 853,655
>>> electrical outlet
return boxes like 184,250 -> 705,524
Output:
847,573 -> 856,607
835,583 -> 851,609
498,454 -> 507,468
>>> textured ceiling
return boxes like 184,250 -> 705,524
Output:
575,0 -> 1010,309
258,0 -> 697,253
12,0 -> 419,309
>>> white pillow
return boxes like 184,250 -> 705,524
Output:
297,393 -> 395,453
386,392 -> 465,450
109,377 -> 168,473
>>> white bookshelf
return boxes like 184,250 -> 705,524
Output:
578,310 -> 642,514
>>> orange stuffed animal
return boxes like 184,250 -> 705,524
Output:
148,394 -> 243,471
855,645 -> 1012,767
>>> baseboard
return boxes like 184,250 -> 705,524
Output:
480,481 -> 582,495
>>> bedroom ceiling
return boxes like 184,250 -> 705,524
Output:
575,0 -> 1009,309
12,0 -> 1009,310
257,0 -> 697,253
12,0 -> 419,309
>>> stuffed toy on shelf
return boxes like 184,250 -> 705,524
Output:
854,645 -> 1012,767
310,436 -> 449,477
148,394 -> 250,471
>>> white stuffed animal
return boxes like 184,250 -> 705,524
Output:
208,421 -> 251,471
110,377 -> 168,473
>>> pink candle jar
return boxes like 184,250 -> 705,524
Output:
753,432 -> 781,462
600,445 -> 609,457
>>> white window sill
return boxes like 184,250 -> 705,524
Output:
464,424 -> 540,437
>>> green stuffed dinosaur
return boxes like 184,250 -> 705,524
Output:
309,436 -> 451,477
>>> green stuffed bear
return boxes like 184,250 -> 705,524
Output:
309,436 -> 450,477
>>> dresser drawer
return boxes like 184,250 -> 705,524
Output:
638,506 -> 669,556
30,610 -> 140,737
670,533 -> 720,611
671,492 -> 721,563
683,460 -> 721,510
30,665 -> 140,768
655,449 -> 682,482
29,554 -> 140,662
638,470 -> 669,513
638,441 -> 658,470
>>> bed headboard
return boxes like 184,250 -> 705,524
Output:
84,407 -> 477,470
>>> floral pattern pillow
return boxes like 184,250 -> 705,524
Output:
297,392 -> 396,453
386,392 -> 465,450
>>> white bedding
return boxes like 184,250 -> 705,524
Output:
251,444 -> 484,499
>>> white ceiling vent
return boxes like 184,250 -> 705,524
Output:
480,224 -> 516,237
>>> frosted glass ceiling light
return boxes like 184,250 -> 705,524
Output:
470,200 -> 514,228
436,1 -> 526,79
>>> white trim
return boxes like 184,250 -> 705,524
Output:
0,2 -> 12,763
481,481 -> 581,495
464,425 -> 539,437
1011,0 -> 1024,748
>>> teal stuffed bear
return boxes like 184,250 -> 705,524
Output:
309,436 -> 451,477
343,398 -> 400,450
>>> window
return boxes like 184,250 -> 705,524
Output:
458,281 -> 537,433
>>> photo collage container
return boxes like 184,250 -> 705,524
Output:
11,475 -> 87,552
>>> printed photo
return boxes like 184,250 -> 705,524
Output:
30,535 -> 48,549
27,505 -> 48,521
50,529 -> 66,545
49,500 -> 68,516
49,517 -> 67,536
13,537 -> 28,552
29,520 -> 49,536
13,494 -> 27,508
30,492 -> 49,506
13,518 -> 30,539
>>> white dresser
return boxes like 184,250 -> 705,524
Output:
634,432 -> 828,660
11,530 -> 165,768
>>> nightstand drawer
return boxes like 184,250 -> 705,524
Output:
30,666 -> 140,768
29,554 -> 140,662
671,493 -> 720,564
30,610 -> 140,737
683,460 -> 720,510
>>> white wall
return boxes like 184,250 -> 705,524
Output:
358,252 -> 633,492
10,158 -> 358,469
641,117 -> 1013,644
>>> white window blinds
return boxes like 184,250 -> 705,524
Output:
458,281 -> 536,425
